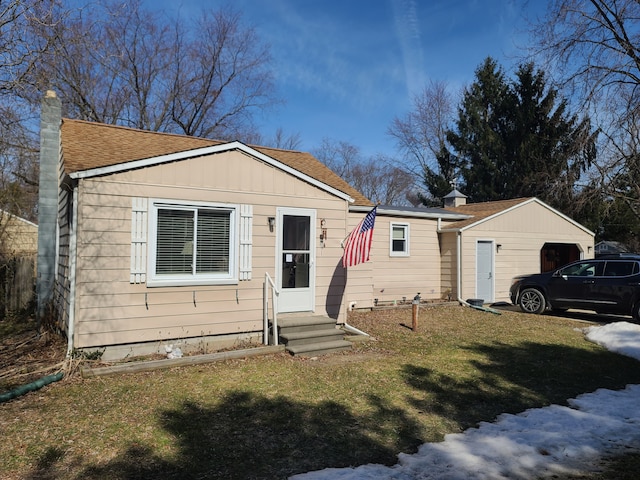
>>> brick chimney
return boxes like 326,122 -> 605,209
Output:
37,90 -> 61,322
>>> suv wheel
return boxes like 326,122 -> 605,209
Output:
519,288 -> 546,314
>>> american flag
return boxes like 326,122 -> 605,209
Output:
342,207 -> 377,268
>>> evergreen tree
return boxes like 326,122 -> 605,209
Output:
448,58 -> 596,210
447,58 -> 511,203
507,63 -> 595,208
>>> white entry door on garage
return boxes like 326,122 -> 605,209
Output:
476,240 -> 494,302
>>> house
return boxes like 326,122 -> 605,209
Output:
37,91 -> 371,360
345,191 -> 595,308
37,90 -> 595,360
595,240 -> 629,257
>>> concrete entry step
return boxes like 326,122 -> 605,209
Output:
280,328 -> 345,347
286,339 -> 353,357
277,315 -> 338,333
272,314 -> 352,357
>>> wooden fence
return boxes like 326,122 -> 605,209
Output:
0,255 -> 36,317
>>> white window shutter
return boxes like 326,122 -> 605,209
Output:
131,198 -> 148,283
239,205 -> 253,280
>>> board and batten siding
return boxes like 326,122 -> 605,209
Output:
72,149 -> 348,348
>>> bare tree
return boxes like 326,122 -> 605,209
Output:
351,157 -> 415,206
29,0 -> 278,140
246,127 -> 303,150
0,0 -> 56,95
312,137 -> 361,179
313,138 -> 414,206
167,7 -> 277,139
269,128 -> 302,150
388,80 -> 456,177
388,80 -> 460,204
0,0 -> 56,223
529,0 -> 640,230
532,0 -> 640,106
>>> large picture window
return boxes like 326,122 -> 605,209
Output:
148,201 -> 237,286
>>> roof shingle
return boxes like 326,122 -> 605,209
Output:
442,197 -> 533,229
60,119 -> 372,206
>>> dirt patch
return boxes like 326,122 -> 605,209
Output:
295,350 -> 382,367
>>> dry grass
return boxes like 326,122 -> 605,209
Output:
0,319 -> 66,392
1,305 -> 640,479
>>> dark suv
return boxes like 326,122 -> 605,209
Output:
510,254 -> 640,321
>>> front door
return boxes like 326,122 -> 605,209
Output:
476,240 -> 494,302
277,208 -> 316,313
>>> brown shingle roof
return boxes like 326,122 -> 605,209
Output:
60,119 -> 372,206
442,197 -> 534,229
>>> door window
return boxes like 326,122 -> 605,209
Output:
281,215 -> 310,290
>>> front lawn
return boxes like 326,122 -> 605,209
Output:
2,305 -> 639,479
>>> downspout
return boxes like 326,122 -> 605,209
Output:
66,187 -> 79,358
342,305 -> 370,337
456,231 -> 470,306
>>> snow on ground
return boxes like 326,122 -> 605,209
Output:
291,321 -> 640,480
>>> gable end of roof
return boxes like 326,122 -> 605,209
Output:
439,197 -> 594,236
60,118 -> 372,206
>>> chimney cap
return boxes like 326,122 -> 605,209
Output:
45,90 -> 57,98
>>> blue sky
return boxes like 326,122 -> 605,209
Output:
150,0 -> 542,157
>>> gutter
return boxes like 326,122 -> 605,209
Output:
66,187 -> 79,358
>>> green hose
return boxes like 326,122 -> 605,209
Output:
0,372 -> 64,403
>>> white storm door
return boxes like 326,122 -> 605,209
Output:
476,240 -> 494,302
277,208 -> 316,313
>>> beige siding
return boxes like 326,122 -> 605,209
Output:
345,212 -> 442,307
0,214 -> 38,255
344,212 -> 374,309
439,231 -> 457,300
444,201 -> 594,303
73,150 -> 349,348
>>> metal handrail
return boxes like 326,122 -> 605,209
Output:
263,272 -> 280,345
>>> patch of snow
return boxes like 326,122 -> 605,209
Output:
291,322 -> 640,480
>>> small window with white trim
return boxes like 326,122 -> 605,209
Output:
148,200 -> 238,286
390,223 -> 409,256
